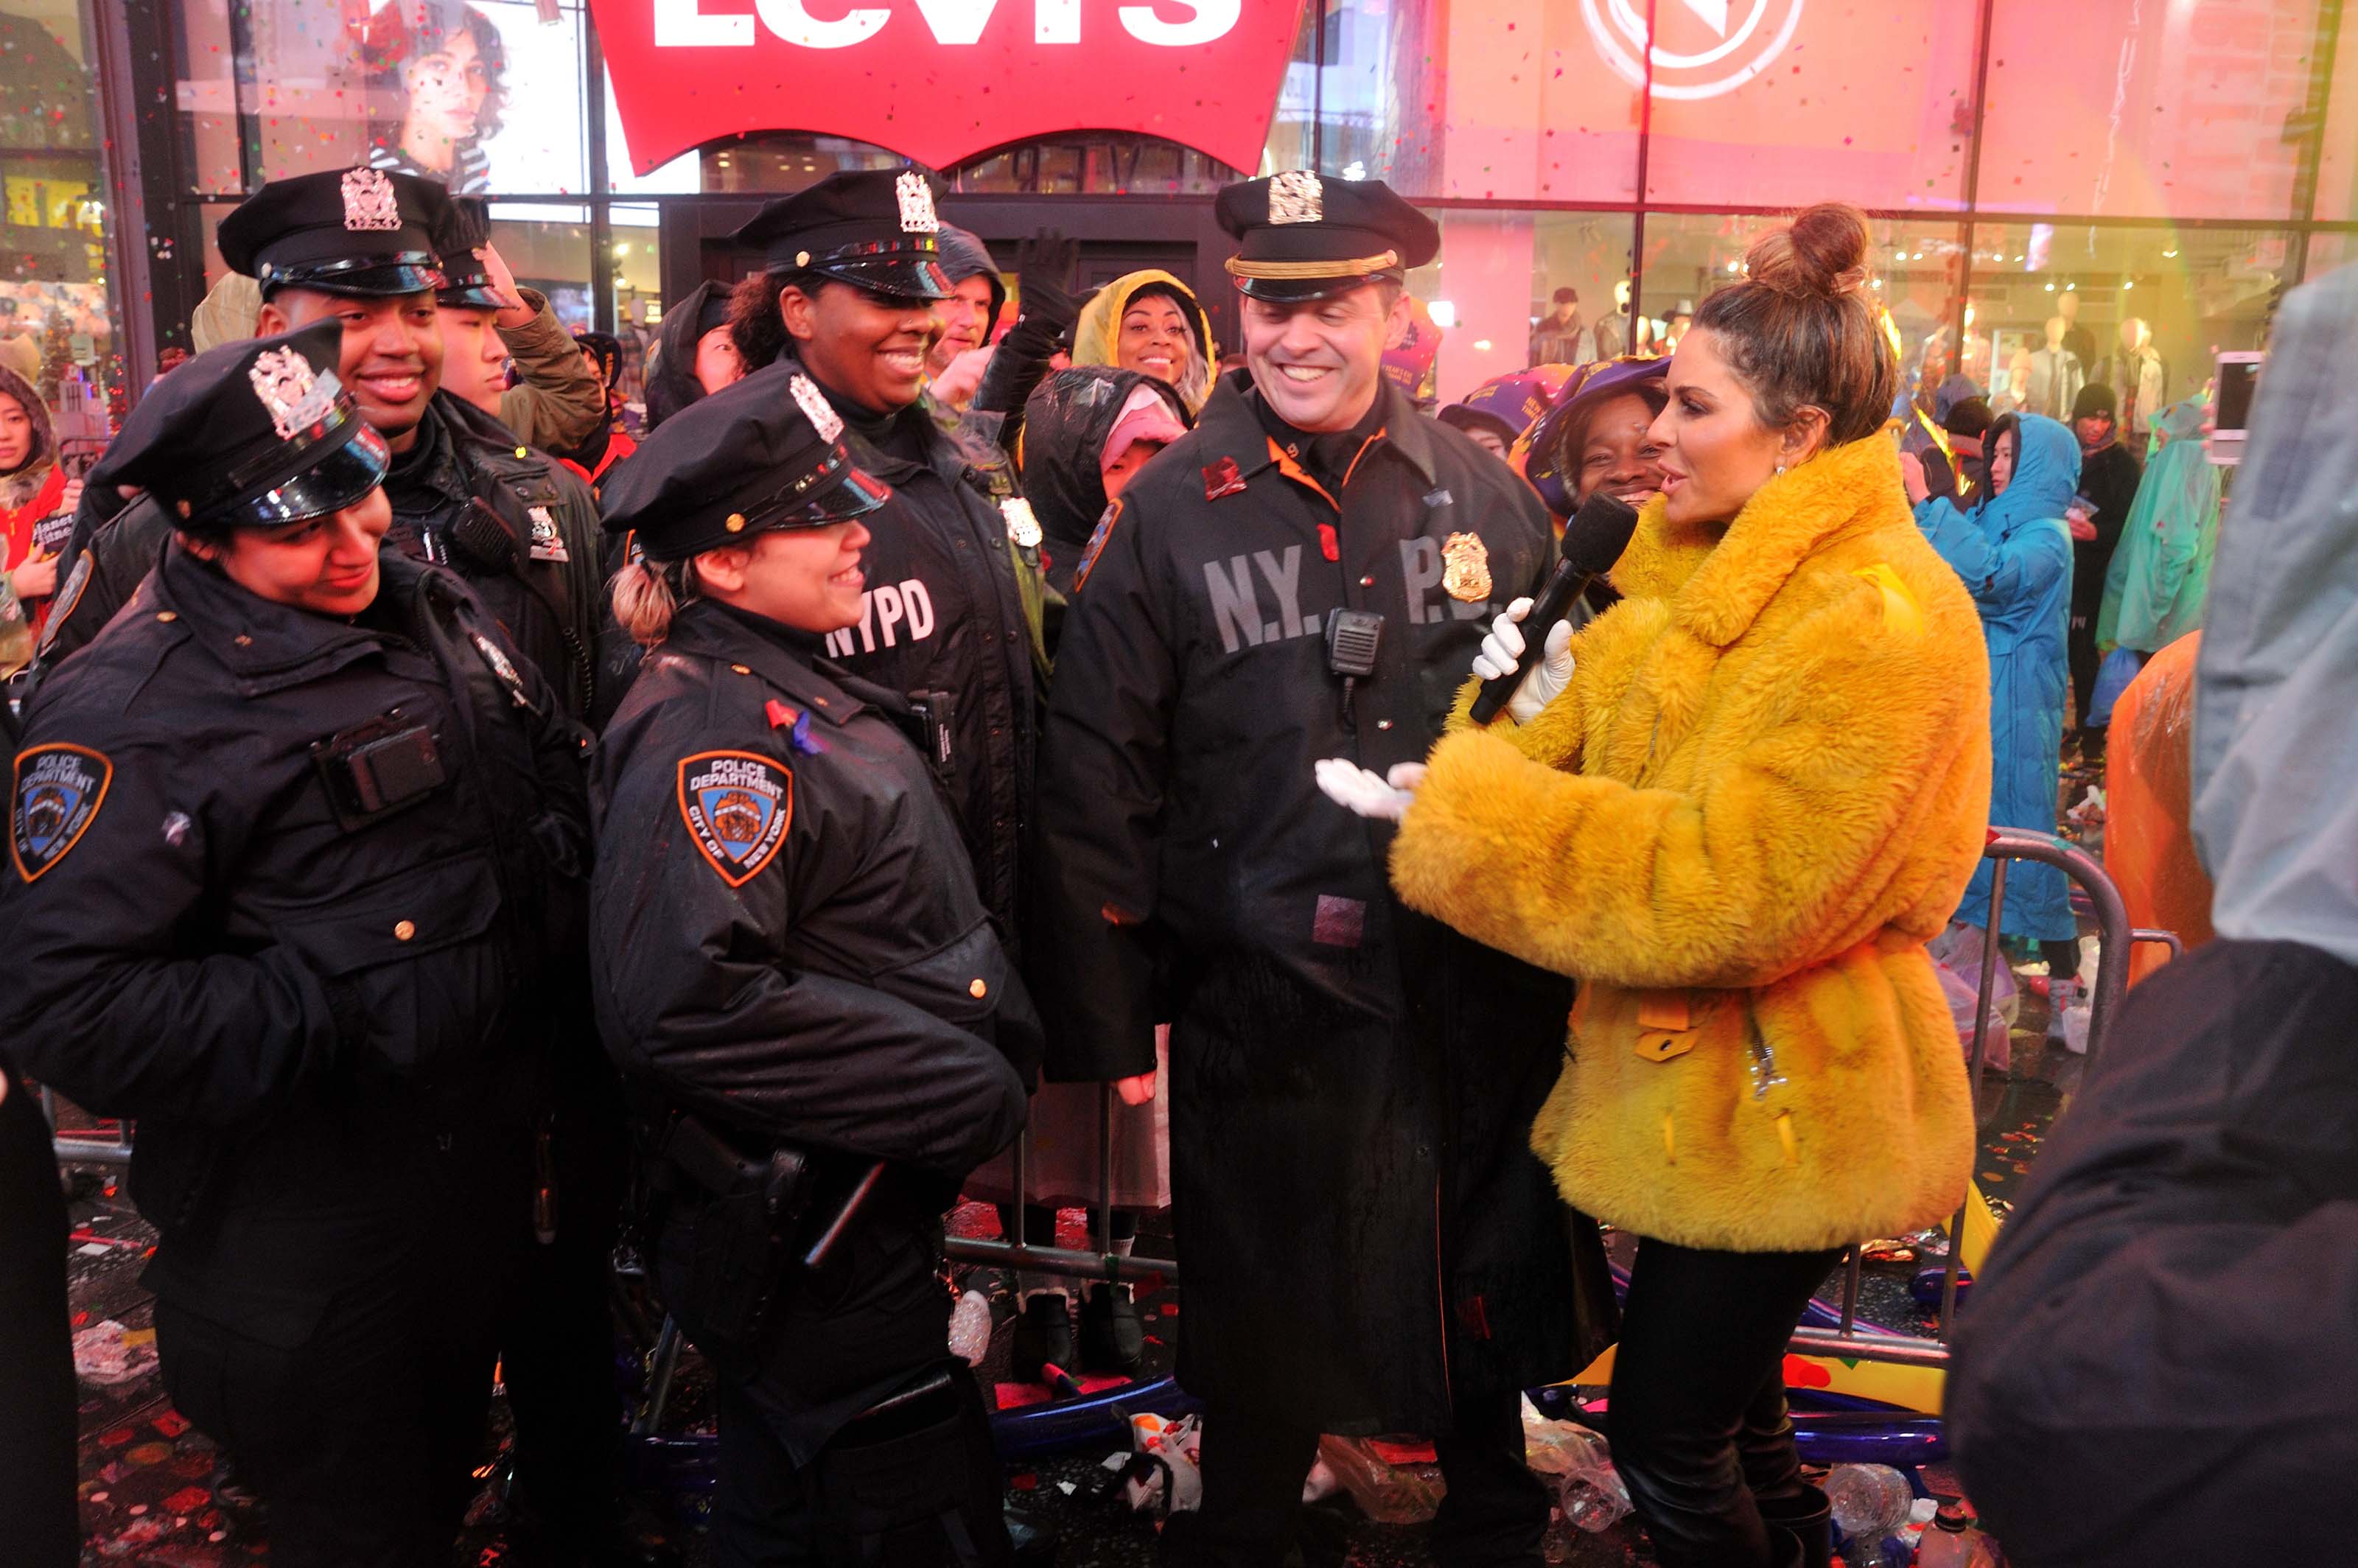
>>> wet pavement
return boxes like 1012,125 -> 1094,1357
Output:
56,763 -> 2105,1564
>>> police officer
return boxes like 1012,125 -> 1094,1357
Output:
0,322 -> 592,1565
593,363 -> 1031,1564
725,168 -> 1038,942
46,168 -> 608,728
1030,174 -> 1616,1566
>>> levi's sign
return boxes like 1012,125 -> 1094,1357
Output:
590,0 -> 1309,176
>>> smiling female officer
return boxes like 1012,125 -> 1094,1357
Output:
594,362 -> 1032,1567
0,321 -> 592,1567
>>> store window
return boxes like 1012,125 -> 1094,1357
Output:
610,202 -> 659,411
0,0 -> 120,433
954,136 -> 1238,196
1640,0 -> 1979,211
1961,222 -> 2288,437
1404,211 -> 1637,406
2312,10 -> 2358,224
699,133 -> 903,196
487,203 -> 592,327
1977,0 -> 2334,222
1640,211 -> 1966,404
1407,0 -> 1638,202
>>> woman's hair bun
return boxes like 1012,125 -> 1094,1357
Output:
1743,203 -> 1873,301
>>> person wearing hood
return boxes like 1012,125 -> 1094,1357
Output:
1917,411 -> 2080,972
923,224 -> 1005,414
1515,356 -> 1671,523
2065,383 -> 2142,757
641,280 -> 744,432
1947,261 -> 2358,1568
2094,398 -> 2219,666
1015,365 -> 1189,606
973,245 -> 1216,456
0,361 -> 69,645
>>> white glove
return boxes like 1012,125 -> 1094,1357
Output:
1315,758 -> 1429,822
1469,598 -> 1575,724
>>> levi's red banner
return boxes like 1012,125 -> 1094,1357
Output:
590,0 -> 1309,176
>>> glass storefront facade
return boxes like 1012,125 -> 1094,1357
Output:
59,0 -> 2358,410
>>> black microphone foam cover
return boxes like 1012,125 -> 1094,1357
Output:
1560,490 -> 1641,575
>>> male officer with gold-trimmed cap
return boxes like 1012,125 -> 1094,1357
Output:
48,169 -> 608,734
1031,172 -> 1611,1567
721,168 -> 1041,951
0,322 -> 593,1567
593,361 -> 1035,1567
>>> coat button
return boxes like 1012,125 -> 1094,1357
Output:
730,664 -> 751,675
1377,719 -> 1393,730
812,696 -> 828,707
234,634 -> 252,647
968,978 -> 987,998
155,611 -> 177,623
726,513 -> 746,532
515,447 -> 529,458
1360,575 -> 1375,588
393,920 -> 416,942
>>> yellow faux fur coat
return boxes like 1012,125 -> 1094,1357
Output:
1390,434 -> 1990,1253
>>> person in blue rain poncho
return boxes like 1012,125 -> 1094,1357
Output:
1916,411 -> 2080,965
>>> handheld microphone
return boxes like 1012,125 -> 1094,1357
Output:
1468,490 -> 1640,724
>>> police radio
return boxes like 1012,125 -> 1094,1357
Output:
1326,608 -> 1384,731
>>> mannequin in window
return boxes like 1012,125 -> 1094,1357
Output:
2110,317 -> 2167,444
2055,288 -> 2099,370
2025,315 -> 2085,421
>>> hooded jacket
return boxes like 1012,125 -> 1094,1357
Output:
643,280 -> 732,433
0,365 -> 65,564
1016,365 -> 1189,598
975,269 -> 1214,460
2095,399 -> 2219,655
934,225 -> 1006,332
2193,259 -> 2358,968
1917,413 -> 2079,943
1390,434 -> 1986,1253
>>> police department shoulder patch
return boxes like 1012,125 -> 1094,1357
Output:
677,751 -> 793,888
11,743 -> 112,883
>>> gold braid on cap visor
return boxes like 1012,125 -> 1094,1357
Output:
1224,250 -> 1401,281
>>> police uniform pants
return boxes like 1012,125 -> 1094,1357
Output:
0,1074 -> 77,1568
498,1082 -> 630,1554
1606,1239 -> 1846,1568
710,1361 -> 1010,1568
1163,1387 -> 1548,1568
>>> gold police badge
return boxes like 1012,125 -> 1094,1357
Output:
1441,531 -> 1491,603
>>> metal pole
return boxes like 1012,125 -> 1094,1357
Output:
1941,855 -> 2007,1339
1838,1247 -> 1861,1337
1096,1081 -> 1116,1259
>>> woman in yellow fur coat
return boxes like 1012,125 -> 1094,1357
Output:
1320,206 -> 1989,1568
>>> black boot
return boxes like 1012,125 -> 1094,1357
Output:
1010,1292 -> 1074,1383
1078,1282 -> 1146,1376
1758,1484 -> 1831,1568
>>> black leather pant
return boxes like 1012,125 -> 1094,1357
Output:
1609,1239 -> 1844,1568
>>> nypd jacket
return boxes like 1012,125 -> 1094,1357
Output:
43,393 -> 608,724
1029,371 -> 1609,1430
592,598 -> 1031,1177
0,545 -> 592,1324
793,362 -> 1038,943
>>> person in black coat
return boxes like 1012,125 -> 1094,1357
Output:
1030,172 -> 1614,1567
1017,363 -> 1191,609
0,323 -> 593,1567
723,169 -> 1041,945
593,367 -> 1032,1565
2067,383 -> 2141,755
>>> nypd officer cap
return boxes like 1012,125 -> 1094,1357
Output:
431,194 -> 505,312
217,167 -> 452,300
104,321 -> 391,535
1216,171 -> 1440,304
732,168 -> 954,301
599,360 -> 889,561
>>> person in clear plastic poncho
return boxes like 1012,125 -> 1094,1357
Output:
2095,398 -> 2221,659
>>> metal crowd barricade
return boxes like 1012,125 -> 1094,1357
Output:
940,1086 -> 1179,1287
44,1085 -> 134,1166
1786,827 -> 2168,1370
